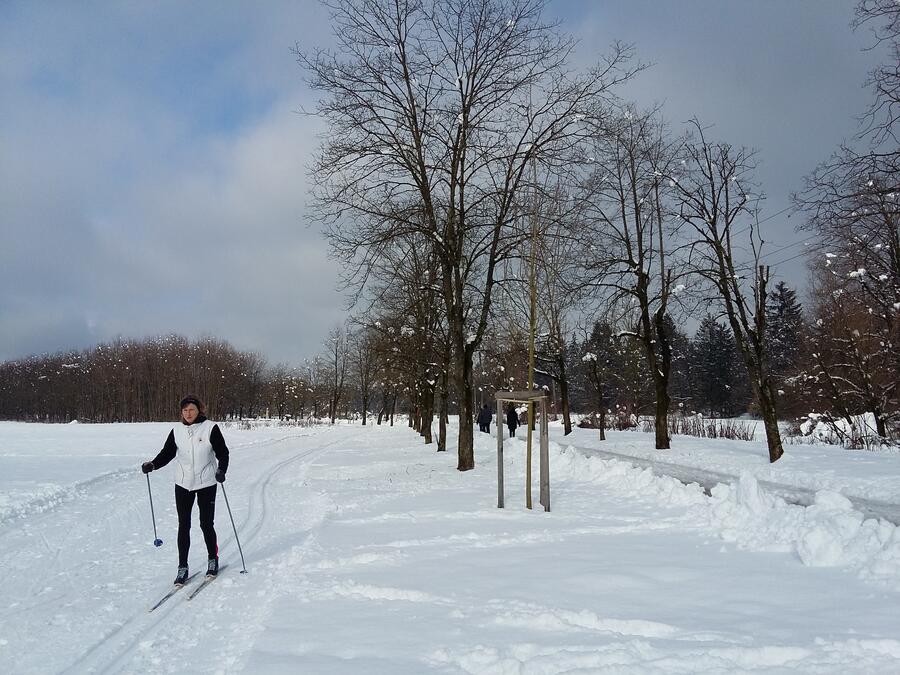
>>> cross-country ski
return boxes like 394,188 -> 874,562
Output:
186,565 -> 227,601
148,571 -> 202,613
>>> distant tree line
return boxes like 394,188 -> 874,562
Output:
0,336 -> 274,423
0,284 -> 796,427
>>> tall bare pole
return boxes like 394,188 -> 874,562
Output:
525,88 -> 538,510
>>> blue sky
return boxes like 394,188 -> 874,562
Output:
0,0 -> 886,364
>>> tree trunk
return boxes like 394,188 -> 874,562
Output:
646,304 -> 673,450
555,351 -> 573,435
560,371 -> 572,436
873,408 -> 888,438
377,390 -> 387,425
437,371 -> 448,452
421,386 -> 434,444
653,377 -> 671,449
361,393 -> 368,425
453,351 -> 475,471
757,380 -> 785,463
637,343 -> 667,447
598,406 -> 607,441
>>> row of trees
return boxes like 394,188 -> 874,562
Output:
300,0 -> 897,465
0,336 -> 280,423
0,333 -> 377,424
299,0 -> 849,468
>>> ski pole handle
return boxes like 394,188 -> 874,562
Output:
146,473 -> 163,547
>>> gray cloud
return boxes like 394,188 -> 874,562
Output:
1,0 -> 344,364
0,1 -> 886,363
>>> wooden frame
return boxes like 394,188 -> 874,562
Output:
494,390 -> 550,512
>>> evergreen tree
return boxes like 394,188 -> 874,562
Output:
765,281 -> 805,378
661,314 -> 693,410
691,316 -> 742,417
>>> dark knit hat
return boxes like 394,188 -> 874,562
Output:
179,395 -> 203,410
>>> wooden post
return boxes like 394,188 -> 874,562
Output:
525,400 -> 533,509
539,397 -> 550,512
497,397 -> 504,508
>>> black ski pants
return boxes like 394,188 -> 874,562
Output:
175,483 -> 217,567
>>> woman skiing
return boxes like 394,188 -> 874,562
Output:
142,395 -> 229,585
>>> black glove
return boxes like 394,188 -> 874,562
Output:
141,461 -> 154,474
215,470 -> 226,483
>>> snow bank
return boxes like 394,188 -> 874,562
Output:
524,441 -> 900,590
701,475 -> 900,587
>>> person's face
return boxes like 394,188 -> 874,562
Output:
182,404 -> 200,424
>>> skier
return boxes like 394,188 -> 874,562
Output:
506,403 -> 519,438
477,403 -> 492,433
142,395 -> 229,585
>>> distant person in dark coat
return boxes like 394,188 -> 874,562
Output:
506,404 -> 519,438
477,404 -> 492,433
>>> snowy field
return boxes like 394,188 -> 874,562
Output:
1,421 -> 899,673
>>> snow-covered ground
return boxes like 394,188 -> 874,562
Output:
552,424 -> 900,505
1,420 -> 899,673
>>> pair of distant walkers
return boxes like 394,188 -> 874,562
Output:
477,403 -> 520,438
141,395 -> 229,585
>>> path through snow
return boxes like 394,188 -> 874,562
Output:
0,422 -> 899,673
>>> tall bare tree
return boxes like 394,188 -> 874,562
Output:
855,0 -> 900,150
795,151 -> 899,437
325,325 -> 349,424
574,107 -> 685,449
348,328 -> 379,425
299,0 -> 638,470
672,120 -> 784,463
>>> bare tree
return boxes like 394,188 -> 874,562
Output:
794,150 -> 899,437
299,0 -> 638,470
574,107 -> 685,449
672,120 -> 784,463
855,0 -> 900,149
349,327 -> 378,425
509,182 -> 583,436
324,325 -> 349,424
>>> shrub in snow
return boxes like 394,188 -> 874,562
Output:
796,412 -> 896,450
642,415 -> 756,441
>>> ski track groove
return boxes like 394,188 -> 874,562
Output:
59,430 -> 349,675
236,436 -> 342,553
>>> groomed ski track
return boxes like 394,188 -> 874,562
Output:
0,426 -> 347,674
2,423 -> 899,673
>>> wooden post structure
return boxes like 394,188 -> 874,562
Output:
497,404 -> 504,509
539,397 -> 550,511
495,390 -> 550,512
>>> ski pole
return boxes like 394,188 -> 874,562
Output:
146,473 -> 163,547
220,483 -> 247,574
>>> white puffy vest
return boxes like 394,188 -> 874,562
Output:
172,419 -> 218,491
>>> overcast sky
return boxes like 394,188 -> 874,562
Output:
0,1 -> 885,364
